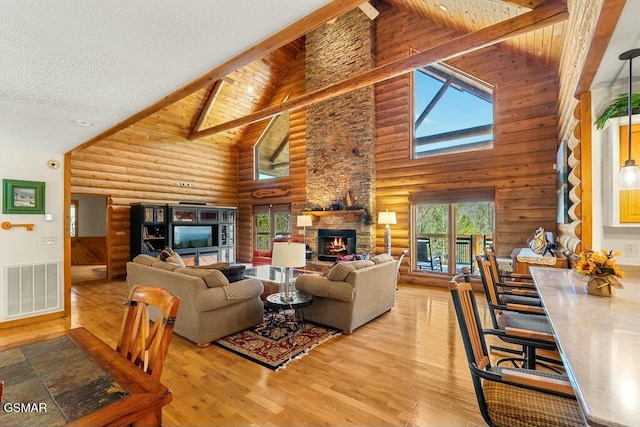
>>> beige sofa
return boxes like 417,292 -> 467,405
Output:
294,253 -> 398,333
126,254 -> 264,346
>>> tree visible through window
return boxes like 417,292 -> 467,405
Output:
414,64 -> 494,157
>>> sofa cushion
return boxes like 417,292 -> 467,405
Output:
174,267 -> 229,288
326,260 -> 375,281
133,254 -> 157,266
218,265 -> 246,283
193,262 -> 230,270
295,274 -> 355,302
151,261 -> 180,272
371,253 -> 394,264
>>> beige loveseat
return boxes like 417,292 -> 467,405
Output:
294,253 -> 398,333
126,254 -> 264,346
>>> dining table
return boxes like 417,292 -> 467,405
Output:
530,266 -> 640,427
0,327 -> 172,426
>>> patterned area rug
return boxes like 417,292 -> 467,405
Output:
214,311 -> 340,370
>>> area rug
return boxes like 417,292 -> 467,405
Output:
214,311 -> 340,371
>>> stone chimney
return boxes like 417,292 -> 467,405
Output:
305,9 -> 376,256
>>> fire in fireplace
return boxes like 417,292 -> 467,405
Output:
317,229 -> 356,261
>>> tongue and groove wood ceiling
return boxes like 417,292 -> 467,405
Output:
182,0 -> 568,154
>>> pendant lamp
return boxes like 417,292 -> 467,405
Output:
618,48 -> 640,190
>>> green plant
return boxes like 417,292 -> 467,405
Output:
595,93 -> 640,130
362,207 -> 374,225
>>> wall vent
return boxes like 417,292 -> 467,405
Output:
3,262 -> 61,320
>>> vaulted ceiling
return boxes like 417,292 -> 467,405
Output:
1,0 -> 634,155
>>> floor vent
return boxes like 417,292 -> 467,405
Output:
4,262 -> 61,319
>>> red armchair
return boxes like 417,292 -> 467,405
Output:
252,236 -> 300,266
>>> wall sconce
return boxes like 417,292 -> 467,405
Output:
377,210 -> 397,255
619,48 -> 640,190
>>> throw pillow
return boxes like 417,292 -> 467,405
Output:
217,265 -> 246,283
371,253 -> 394,264
159,248 -> 173,262
169,251 -> 186,267
326,260 -> 375,281
174,267 -> 228,287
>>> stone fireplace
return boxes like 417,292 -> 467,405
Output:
304,10 -> 377,259
317,229 -> 356,261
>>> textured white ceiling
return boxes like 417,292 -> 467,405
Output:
0,0 -> 333,153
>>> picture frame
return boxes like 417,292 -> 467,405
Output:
156,207 -> 165,223
2,179 -> 45,214
144,207 -> 154,223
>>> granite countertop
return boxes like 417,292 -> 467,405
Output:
530,267 -> 640,427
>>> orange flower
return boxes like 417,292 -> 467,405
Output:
576,248 -> 624,278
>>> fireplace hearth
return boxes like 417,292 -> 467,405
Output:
317,229 -> 356,261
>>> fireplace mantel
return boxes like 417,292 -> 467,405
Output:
303,209 -> 365,222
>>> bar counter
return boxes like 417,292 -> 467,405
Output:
530,266 -> 640,427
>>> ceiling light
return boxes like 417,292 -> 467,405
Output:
438,4 -> 448,12
618,48 -> 640,190
247,86 -> 254,94
74,119 -> 94,126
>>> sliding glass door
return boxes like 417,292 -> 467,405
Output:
413,189 -> 494,275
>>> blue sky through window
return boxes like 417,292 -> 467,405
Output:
414,68 -> 493,155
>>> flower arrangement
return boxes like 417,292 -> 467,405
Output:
575,248 -> 625,278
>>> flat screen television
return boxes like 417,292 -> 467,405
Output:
172,225 -> 217,249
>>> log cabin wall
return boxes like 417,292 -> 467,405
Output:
236,49 -> 308,263
374,4 -> 560,283
70,91 -> 238,277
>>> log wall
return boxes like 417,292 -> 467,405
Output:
236,50 -> 308,262
374,5 -> 560,284
70,90 -> 239,277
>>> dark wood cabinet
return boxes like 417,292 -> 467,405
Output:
130,204 -> 168,258
131,204 -> 236,265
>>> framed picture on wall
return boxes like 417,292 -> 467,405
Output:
2,179 -> 45,214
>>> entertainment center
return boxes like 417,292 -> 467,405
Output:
130,203 -> 236,265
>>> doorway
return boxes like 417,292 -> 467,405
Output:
70,195 -> 109,283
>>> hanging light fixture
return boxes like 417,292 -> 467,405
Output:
618,48 -> 640,190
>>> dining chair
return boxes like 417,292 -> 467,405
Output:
117,285 -> 181,381
449,276 -> 586,427
0,380 -> 3,403
417,236 -> 442,271
396,249 -> 409,288
475,259 -> 562,370
479,254 -> 541,307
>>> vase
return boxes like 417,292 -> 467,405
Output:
585,274 -> 621,297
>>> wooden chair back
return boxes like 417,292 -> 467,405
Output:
0,380 -> 3,403
449,277 -> 491,371
117,285 -> 180,381
484,249 -> 501,284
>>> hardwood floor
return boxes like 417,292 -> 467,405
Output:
0,279 -> 499,426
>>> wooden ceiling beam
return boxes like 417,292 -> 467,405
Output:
501,0 -> 545,8
190,1 -> 568,140
573,0 -> 626,97
191,79 -> 226,134
69,0 -> 365,155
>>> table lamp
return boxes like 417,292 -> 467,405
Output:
271,242 -> 306,301
378,210 -> 397,255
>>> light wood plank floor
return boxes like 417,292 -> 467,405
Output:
0,279 -> 502,426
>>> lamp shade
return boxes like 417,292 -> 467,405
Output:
620,160 -> 640,189
377,211 -> 397,225
271,242 -> 306,268
297,215 -> 312,227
